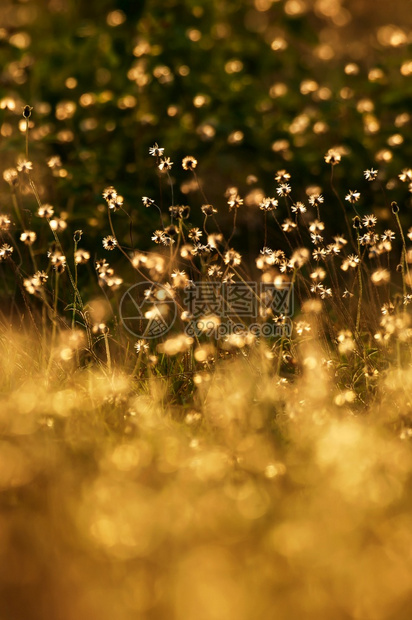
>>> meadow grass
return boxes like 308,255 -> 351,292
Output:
1,91 -> 412,619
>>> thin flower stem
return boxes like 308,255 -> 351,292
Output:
193,171 -> 209,204
131,350 -> 143,377
11,189 -> 25,230
108,208 -> 133,266
25,118 -> 29,160
104,331 -> 112,373
47,270 -> 59,375
107,209 -> 150,284
330,167 -> 355,250
153,203 -> 165,229
271,212 -> 294,253
72,238 -> 78,330
264,211 -> 267,248
356,230 -> 363,334
166,171 -> 174,223
394,210 -> 410,298
227,210 -> 237,245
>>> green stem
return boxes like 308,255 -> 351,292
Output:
131,351 -> 142,377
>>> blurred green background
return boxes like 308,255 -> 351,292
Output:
0,0 -> 411,258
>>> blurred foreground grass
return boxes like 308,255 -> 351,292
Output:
2,329 -> 412,620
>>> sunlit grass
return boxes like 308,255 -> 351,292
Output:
2,120 -> 412,617
1,1 -> 412,617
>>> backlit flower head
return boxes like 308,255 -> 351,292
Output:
362,214 -> 377,228
276,183 -> 291,197
0,215 -> 12,231
201,204 -> 217,216
308,193 -> 324,207
102,235 -> 118,250
0,244 -> 13,260
381,229 -> 395,241
364,168 -> 378,181
16,159 -> 33,173
224,249 -> 242,266
37,204 -> 54,218
20,231 -> 36,245
182,156 -> 198,171
345,190 -> 360,203
22,104 -> 33,119
291,202 -> 306,214
134,339 -> 149,354
158,157 -> 173,171
399,168 -> 412,183
48,250 -> 66,272
142,196 -> 154,207
47,156 -> 62,169
3,168 -> 18,185
259,197 -> 278,211
75,249 -> 91,264
324,148 -> 341,165
228,195 -> 243,210
282,218 -> 297,232
50,218 -> 67,232
274,170 -> 291,183
149,143 -> 164,157
108,195 -> 124,211
102,186 -> 118,202
188,227 -> 202,241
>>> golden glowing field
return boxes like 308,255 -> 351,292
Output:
2,325 -> 412,619
1,0 -> 412,618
